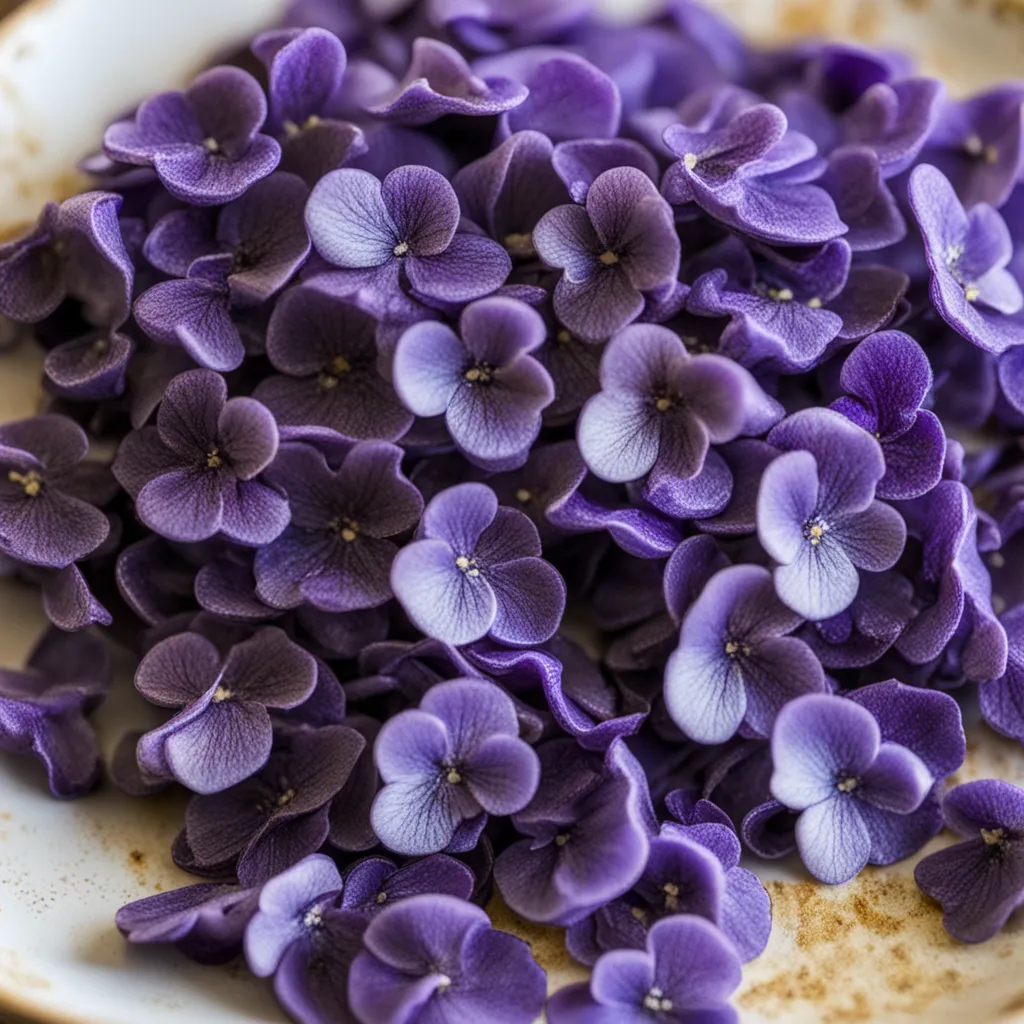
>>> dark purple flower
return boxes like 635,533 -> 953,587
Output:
664,564 -> 825,744
770,693 -> 934,884
578,323 -> 781,519
533,167 -> 679,342
134,627 -> 317,794
255,441 -> 421,612
0,628 -> 110,798
371,677 -> 539,855
253,27 -> 367,186
0,415 -> 111,568
552,138 -> 660,205
391,482 -> 566,647
924,85 -> 1024,209
103,66 -> 281,205
494,737 -> 654,925
758,408 -> 906,620
134,172 -> 311,371
909,163 -> 1024,355
566,822 -> 770,967
483,49 -> 622,146
687,236 -> 907,374
182,725 -> 365,885
819,145 -> 905,252
393,297 -> 554,469
0,192 -> 133,326
116,882 -> 259,965
348,894 -> 546,1024
547,915 -> 742,1024
113,369 -> 289,546
245,854 -> 365,1024
662,102 -> 845,245
341,854 -> 475,911
895,480 -> 1008,683
915,780 -> 1024,943
254,285 -> 412,441
43,328 -> 135,401
452,130 -> 571,260
831,330 -> 945,500
363,38 -> 527,125
306,164 -> 511,307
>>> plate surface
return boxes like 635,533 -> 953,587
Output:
4,0 -> 1024,1022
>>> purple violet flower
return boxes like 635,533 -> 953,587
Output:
306,164 -> 512,307
566,821 -> 771,966
831,330 -> 946,500
133,627 -> 317,794
181,724 -> 365,885
134,172 -> 311,371
113,369 -> 289,546
577,323 -> 782,519
662,102 -> 846,245
348,894 -> 547,1024
340,853 -> 475,912
494,737 -> 654,926
915,780 -> 1024,943
255,440 -> 422,612
0,414 -> 111,568
252,27 -> 367,186
757,407 -> 906,621
393,297 -> 554,469
244,854 -> 365,1024
103,66 -> 281,205
0,192 -> 133,327
664,564 -> 825,744
254,284 -> 413,441
909,163 -> 1024,355
533,167 -> 680,342
980,604 -> 1024,743
924,85 -> 1024,209
547,915 -> 742,1024
428,0 -> 592,53
117,882 -> 259,965
770,693 -> 935,884
370,677 -> 540,854
391,482 -> 566,647
452,130 -> 571,261
362,38 -> 528,125
0,628 -> 110,798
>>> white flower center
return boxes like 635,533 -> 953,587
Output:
643,987 -> 674,1013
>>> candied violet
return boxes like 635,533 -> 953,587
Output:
113,369 -> 289,546
0,628 -> 110,798
548,915 -> 742,1024
915,780 -> 1024,943
393,296 -> 554,469
757,407 -> 906,621
494,737 -> 654,925
391,482 -> 566,647
133,627 -> 317,793
577,322 -> 781,519
534,167 -> 680,342
305,164 -> 511,308
371,677 -> 538,854
255,440 -> 422,612
664,564 -> 825,744
348,894 -> 546,1024
104,66 -> 281,205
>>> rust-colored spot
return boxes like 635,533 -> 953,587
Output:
129,850 -> 145,866
850,894 -> 903,936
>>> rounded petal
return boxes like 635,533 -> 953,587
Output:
393,321 -> 466,417
217,397 -> 279,479
463,734 -> 540,815
306,168 -> 396,268
136,469 -> 224,543
773,537 -> 860,621
757,450 -> 819,564
577,393 -> 659,483
486,556 -> 566,646
135,631 -> 221,707
771,694 -> 880,810
857,742 -> 932,814
795,795 -> 872,885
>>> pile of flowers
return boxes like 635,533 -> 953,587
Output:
3,0 -> 1024,1020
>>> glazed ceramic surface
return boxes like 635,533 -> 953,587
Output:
4,0 -> 1024,1021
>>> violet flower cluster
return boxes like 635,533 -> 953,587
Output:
5,0 -> 1024,1019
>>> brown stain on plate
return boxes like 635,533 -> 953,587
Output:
739,869 -> 979,1022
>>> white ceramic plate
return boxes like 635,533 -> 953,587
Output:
4,1 -> 1024,1022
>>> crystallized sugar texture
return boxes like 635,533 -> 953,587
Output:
6,0 -> 1024,1021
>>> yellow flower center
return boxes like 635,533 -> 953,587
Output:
8,470 -> 41,497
